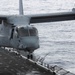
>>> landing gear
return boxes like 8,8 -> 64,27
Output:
27,55 -> 30,59
25,48 -> 34,60
27,53 -> 33,59
31,54 -> 33,59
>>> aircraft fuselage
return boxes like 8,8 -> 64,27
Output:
0,23 -> 39,53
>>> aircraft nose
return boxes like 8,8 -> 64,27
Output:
19,37 -> 39,49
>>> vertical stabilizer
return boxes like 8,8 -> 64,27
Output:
19,0 -> 24,15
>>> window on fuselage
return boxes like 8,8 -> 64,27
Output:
29,27 -> 38,36
18,27 -> 29,37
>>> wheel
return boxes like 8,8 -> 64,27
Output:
30,54 -> 33,60
27,55 -> 30,59
27,54 -> 33,59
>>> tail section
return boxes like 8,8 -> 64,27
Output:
19,0 -> 24,15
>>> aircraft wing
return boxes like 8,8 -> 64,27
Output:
0,15 -> 30,25
0,11 -> 75,26
7,15 -> 30,25
30,11 -> 75,24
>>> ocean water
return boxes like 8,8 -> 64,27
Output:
0,0 -> 75,73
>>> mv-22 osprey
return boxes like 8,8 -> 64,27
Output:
0,0 -> 75,59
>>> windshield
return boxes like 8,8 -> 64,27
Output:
18,27 -> 38,37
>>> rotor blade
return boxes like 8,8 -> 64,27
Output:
30,11 -> 75,24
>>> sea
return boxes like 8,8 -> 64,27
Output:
0,0 -> 75,73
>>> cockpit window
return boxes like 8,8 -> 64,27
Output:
18,27 -> 38,37
29,27 -> 38,36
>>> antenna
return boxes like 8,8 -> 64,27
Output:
19,0 -> 24,15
